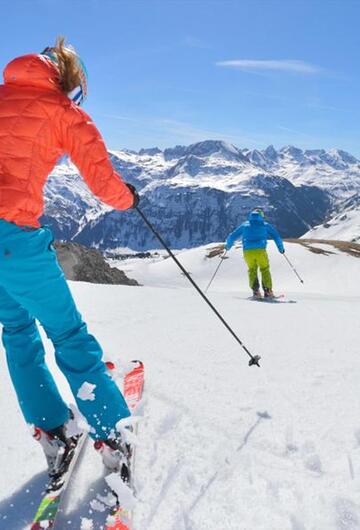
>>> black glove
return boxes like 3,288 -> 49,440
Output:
125,183 -> 140,208
280,249 -> 285,254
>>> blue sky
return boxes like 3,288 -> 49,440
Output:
1,0 -> 360,155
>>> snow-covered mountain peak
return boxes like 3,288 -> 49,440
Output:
263,144 -> 279,161
186,139 -> 241,158
326,148 -> 359,166
42,140 -> 360,250
163,140 -> 245,163
138,147 -> 162,156
279,145 -> 306,162
163,144 -> 188,161
245,148 -> 270,169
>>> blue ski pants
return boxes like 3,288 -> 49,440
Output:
0,219 -> 130,439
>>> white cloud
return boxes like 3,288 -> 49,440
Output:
216,59 -> 322,75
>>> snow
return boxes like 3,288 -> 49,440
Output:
77,382 -> 97,402
67,406 -> 90,436
80,518 -> 93,530
0,241 -> 360,529
112,240 -> 359,296
304,206 -> 360,243
105,473 -> 136,510
115,417 -> 140,446
89,498 -> 107,512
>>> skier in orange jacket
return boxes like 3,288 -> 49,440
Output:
0,37 -> 138,477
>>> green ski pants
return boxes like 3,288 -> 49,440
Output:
243,248 -> 272,291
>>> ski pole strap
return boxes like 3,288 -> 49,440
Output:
135,207 -> 260,367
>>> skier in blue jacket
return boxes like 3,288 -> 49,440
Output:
225,208 -> 284,298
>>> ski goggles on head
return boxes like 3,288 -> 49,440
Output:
76,56 -> 88,105
40,47 -> 88,106
41,47 -> 58,64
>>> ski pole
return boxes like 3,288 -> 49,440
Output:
283,253 -> 304,284
205,250 -> 227,293
135,206 -> 260,367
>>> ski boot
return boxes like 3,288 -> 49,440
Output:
252,289 -> 262,299
94,434 -> 132,483
263,287 -> 275,298
33,415 -> 82,481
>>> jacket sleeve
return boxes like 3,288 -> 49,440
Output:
225,225 -> 243,250
56,104 -> 134,210
266,223 -> 284,252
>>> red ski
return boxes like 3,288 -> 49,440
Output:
123,360 -> 145,412
104,360 -> 145,530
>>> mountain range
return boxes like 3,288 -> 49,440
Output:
41,140 -> 360,250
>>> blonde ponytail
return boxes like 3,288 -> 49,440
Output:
47,36 -> 82,94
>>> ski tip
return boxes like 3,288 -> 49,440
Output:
106,360 -> 144,373
131,359 -> 143,365
131,360 -> 144,370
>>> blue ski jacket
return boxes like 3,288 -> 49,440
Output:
225,211 -> 285,252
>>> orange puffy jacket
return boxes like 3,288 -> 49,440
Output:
0,54 -> 134,227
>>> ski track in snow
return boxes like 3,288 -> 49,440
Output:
176,411 -> 272,529
1,242 -> 360,529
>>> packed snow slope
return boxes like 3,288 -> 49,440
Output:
1,241 -> 360,530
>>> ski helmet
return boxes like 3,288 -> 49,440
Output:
41,46 -> 88,106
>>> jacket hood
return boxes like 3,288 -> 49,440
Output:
248,211 -> 265,224
3,54 -> 61,92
